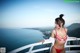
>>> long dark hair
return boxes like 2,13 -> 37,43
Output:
55,14 -> 65,27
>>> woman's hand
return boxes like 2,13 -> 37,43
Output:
41,40 -> 45,44
39,40 -> 45,44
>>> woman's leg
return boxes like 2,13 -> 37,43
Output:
51,46 -> 56,53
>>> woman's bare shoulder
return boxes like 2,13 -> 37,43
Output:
64,27 -> 68,33
52,29 -> 56,35
51,30 -> 56,38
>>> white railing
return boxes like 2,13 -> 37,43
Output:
9,37 -> 80,53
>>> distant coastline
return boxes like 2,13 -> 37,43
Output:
24,23 -> 80,38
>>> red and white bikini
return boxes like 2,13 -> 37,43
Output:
55,29 -> 67,41
54,29 -> 67,53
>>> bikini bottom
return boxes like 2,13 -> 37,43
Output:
54,47 -> 64,53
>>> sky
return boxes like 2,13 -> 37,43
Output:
0,0 -> 80,28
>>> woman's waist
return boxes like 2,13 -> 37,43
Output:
55,39 -> 66,44
53,42 -> 65,49
54,44 -> 64,49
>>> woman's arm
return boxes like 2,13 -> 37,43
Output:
41,30 -> 55,45
64,28 -> 69,47
51,30 -> 55,38
64,28 -> 68,33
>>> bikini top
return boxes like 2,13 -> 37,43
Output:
55,29 -> 67,41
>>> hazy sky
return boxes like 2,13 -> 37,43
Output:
1,0 -> 80,28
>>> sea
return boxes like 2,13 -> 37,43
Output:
0,28 -> 46,53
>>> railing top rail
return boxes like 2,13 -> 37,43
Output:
9,37 -> 80,53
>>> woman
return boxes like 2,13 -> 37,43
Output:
42,14 -> 68,53
50,14 -> 68,53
